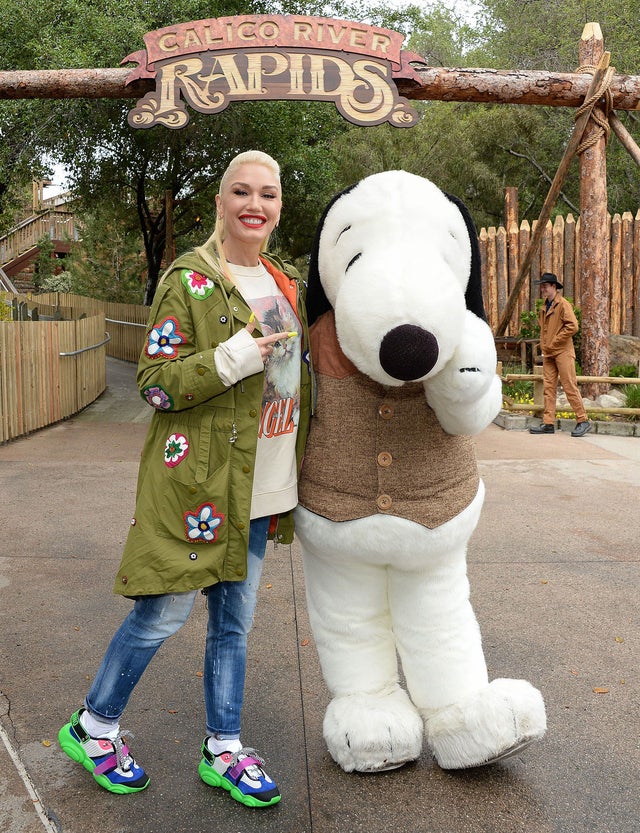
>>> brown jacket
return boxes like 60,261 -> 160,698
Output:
297,312 -> 479,529
538,294 -> 578,358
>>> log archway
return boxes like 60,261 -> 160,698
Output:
2,20 -> 638,387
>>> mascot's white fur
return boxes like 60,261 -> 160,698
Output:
294,170 -> 546,774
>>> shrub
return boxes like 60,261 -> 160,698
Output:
610,364 -> 637,378
623,384 -> 640,419
501,362 -> 534,404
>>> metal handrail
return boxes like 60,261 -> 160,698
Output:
59,332 -> 111,357
105,317 -> 147,328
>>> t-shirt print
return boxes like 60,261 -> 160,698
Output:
251,293 -> 301,440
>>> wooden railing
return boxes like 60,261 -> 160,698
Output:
0,210 -> 78,268
501,371 -> 640,417
0,314 -> 107,443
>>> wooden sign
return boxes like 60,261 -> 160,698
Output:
123,15 -> 425,129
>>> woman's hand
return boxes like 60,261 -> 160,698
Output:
246,315 -> 297,364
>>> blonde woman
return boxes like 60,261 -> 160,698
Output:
58,151 -> 312,808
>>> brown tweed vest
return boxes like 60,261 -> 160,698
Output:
298,311 -> 479,529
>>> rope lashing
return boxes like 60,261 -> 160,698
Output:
575,63 -> 615,154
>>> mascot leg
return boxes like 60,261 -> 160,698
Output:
388,527 -> 546,770
296,509 -> 423,773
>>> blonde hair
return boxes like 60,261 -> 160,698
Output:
194,150 -> 281,281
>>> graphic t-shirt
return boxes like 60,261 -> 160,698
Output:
229,262 -> 301,519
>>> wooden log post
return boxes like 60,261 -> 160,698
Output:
494,51 -> 613,336
578,23 -> 610,397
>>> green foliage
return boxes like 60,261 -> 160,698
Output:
33,235 -> 57,291
65,203 -> 146,304
610,364 -> 638,378
39,270 -> 74,293
623,383 -> 640,418
518,306 -> 540,340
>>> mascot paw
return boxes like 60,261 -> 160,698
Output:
424,678 -> 546,770
323,689 -> 423,773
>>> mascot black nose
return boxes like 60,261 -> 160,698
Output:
379,325 -> 439,381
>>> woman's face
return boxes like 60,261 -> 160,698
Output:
216,162 -> 282,258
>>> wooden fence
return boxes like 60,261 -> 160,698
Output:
7,291 -> 149,362
0,314 -> 107,443
479,210 -> 640,337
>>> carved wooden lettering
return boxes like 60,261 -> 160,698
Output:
123,15 -> 424,129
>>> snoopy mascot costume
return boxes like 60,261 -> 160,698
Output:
294,170 -> 546,773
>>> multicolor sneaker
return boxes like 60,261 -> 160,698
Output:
58,708 -> 149,794
198,740 -> 281,807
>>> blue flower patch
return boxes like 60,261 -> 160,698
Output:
183,503 -> 225,543
146,317 -> 185,359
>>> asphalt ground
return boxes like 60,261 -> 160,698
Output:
1,357 -> 638,833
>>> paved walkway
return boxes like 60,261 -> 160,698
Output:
1,358 -> 638,833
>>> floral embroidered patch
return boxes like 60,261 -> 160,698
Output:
181,269 -> 215,300
184,503 -> 225,543
146,317 -> 185,359
164,432 -> 189,467
142,385 -> 174,410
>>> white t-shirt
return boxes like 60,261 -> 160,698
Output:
225,262 -> 301,519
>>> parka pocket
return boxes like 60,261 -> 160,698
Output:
156,459 -> 231,546
154,406 -> 234,544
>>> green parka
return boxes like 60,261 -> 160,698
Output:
114,249 -> 312,597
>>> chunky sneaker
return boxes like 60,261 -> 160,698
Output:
198,740 -> 281,807
58,708 -> 149,794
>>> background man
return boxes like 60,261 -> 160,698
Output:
529,272 -> 591,437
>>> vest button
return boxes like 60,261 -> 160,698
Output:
377,494 -> 393,511
379,404 -> 394,419
377,451 -> 392,467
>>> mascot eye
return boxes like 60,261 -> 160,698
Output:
346,252 -> 362,272
336,225 -> 351,243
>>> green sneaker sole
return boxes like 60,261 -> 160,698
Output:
58,722 -> 149,795
198,758 -> 281,808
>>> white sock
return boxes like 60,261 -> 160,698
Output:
207,736 -> 242,756
80,709 -> 120,740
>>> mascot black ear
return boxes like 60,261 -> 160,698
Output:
445,193 -> 488,323
306,183 -> 357,327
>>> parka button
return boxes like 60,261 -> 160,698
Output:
377,494 -> 393,511
189,486 -> 197,495
242,465 -> 250,473
197,366 -> 206,376
377,451 -> 393,467
249,409 -> 257,418
238,522 -> 245,530
121,576 -> 128,584
235,567 -> 243,576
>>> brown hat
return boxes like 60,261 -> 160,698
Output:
536,272 -> 563,289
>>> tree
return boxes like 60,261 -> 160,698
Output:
0,0 -> 353,302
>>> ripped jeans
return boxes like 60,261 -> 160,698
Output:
85,516 -> 269,739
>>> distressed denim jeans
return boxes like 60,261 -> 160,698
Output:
85,516 -> 270,738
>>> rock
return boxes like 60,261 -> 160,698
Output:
597,393 -> 625,409
608,335 -> 640,370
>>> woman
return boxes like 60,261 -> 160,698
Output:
58,150 -> 312,808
